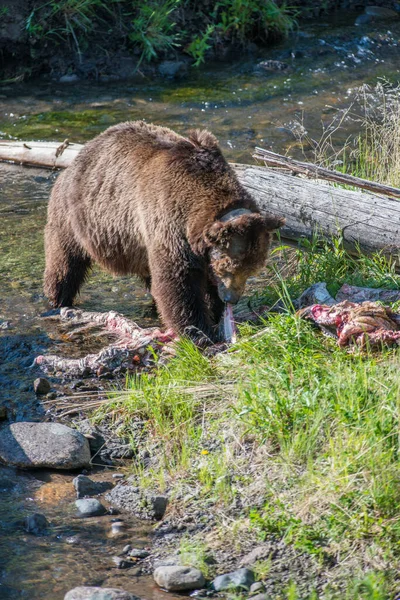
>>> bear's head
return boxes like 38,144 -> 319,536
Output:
204,210 -> 285,304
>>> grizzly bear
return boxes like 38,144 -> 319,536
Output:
44,121 -> 284,342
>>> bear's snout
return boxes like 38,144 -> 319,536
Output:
217,283 -> 243,305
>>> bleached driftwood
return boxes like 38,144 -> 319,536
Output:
234,164 -> 400,260
0,139 -> 81,168
1,140 -> 399,258
253,146 -> 400,199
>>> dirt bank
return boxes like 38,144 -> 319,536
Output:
2,0 -> 400,83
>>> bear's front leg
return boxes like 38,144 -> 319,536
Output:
149,252 -> 220,344
207,281 -> 225,326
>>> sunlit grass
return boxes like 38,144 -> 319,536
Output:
96,235 -> 400,596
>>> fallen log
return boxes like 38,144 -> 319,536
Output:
234,164 -> 400,260
1,140 -> 399,259
253,146 -> 400,199
0,139 -> 81,168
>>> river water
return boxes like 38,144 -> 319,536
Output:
0,13 -> 399,599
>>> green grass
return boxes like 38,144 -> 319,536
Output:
25,0 -> 297,71
97,237 -> 400,597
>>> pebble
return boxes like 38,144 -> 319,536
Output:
212,568 -> 255,592
25,513 -> 48,535
33,377 -> 51,395
111,520 -> 125,535
129,548 -> 150,559
250,582 -> 265,594
112,473 -> 125,479
112,556 -> 132,569
154,566 -> 205,591
75,498 -> 107,517
73,474 -> 113,498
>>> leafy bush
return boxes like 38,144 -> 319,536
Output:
25,0 -> 297,68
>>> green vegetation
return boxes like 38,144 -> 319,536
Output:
98,236 -> 400,597
25,0 -> 297,69
294,81 -> 400,189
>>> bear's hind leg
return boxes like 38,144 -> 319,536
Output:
44,228 -> 92,307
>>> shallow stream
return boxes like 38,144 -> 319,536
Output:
1,13 -> 400,599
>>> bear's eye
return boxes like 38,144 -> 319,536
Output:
228,234 -> 247,258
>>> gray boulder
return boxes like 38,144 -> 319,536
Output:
0,422 -> 91,469
75,498 -> 107,517
212,568 -> 255,592
106,484 -> 167,520
64,588 -> 139,600
73,474 -> 113,498
153,566 -> 205,591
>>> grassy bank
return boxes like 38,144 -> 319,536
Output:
96,237 -> 400,599
19,0 -> 296,75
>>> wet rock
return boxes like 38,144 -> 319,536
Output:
212,568 -> 255,592
255,60 -> 288,72
355,13 -> 374,25
73,474 -> 113,498
154,566 -> 205,591
64,587 -> 139,600
33,377 -> 51,395
106,484 -> 168,520
111,520 -> 125,535
129,548 -> 150,559
25,513 -> 48,535
75,498 -> 107,517
59,74 -> 79,83
250,582 -> 266,594
0,422 -> 91,469
112,556 -> 132,569
122,544 -> 132,555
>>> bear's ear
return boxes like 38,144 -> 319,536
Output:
188,129 -> 219,150
204,221 -> 226,246
262,213 -> 286,231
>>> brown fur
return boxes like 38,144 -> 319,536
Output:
44,121 -> 284,342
